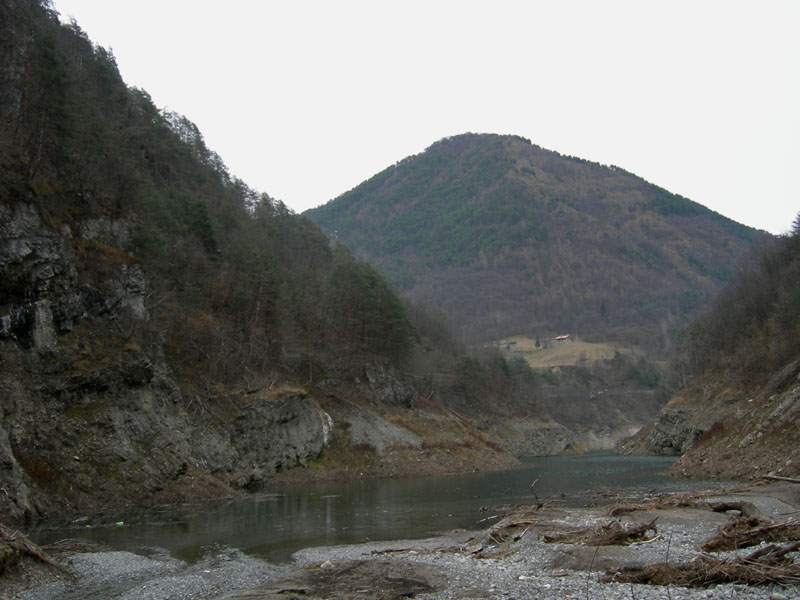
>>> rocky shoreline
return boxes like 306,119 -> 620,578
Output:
3,482 -> 798,600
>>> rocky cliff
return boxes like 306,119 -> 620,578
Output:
0,200 -> 334,523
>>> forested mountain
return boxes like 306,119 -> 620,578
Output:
305,133 -> 766,350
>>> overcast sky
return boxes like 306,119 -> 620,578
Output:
53,0 -> 798,234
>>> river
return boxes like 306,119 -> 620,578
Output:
32,453 -> 732,563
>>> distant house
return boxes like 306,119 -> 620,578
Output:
498,341 -> 518,352
543,334 -> 572,349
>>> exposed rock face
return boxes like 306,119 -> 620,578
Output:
0,203 -> 76,300
0,330 -> 332,524
77,216 -> 135,250
231,395 -> 330,489
0,423 -> 35,521
0,201 -> 146,346
618,405 -> 703,456
493,420 -> 575,457
361,362 -> 417,408
486,418 -> 641,457
619,359 -> 800,481
669,376 -> 800,480
0,200 -> 332,524
339,406 -> 422,454
489,384 -> 664,458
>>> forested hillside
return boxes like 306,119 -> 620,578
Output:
305,134 -> 766,350
0,0 -> 417,383
621,217 -> 800,480
678,219 -> 800,387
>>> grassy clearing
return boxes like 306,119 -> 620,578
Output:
499,337 -> 620,368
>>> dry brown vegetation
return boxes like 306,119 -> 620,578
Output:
600,542 -> 800,587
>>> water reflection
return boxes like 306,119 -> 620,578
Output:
32,453 -> 732,563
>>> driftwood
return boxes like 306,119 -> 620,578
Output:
700,516 -> 800,552
0,523 -> 68,575
544,518 -> 658,546
370,546 -> 462,556
608,494 -> 705,516
607,486 -> 755,517
373,504 -> 552,560
761,474 -> 800,484
600,541 -> 800,587
464,504 -> 554,558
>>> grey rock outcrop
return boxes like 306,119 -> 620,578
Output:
619,405 -> 704,456
1,334 -> 332,523
231,395 -> 330,489
497,420 -> 575,457
0,199 -> 332,523
361,362 -> 417,408
0,202 -> 76,301
339,406 -> 422,454
0,201 -> 147,347
668,374 -> 800,479
78,216 -> 135,250
0,423 -> 36,522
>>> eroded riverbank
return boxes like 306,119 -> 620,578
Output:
5,481 -> 799,600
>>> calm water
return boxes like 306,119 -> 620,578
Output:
32,453 -> 728,563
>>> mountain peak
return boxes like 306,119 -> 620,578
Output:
305,134 -> 764,349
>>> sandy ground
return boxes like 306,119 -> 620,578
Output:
3,482 -> 799,600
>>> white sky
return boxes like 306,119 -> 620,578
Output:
53,0 -> 799,235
